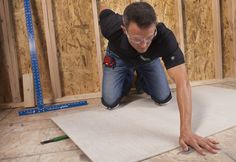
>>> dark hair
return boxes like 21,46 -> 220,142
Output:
123,2 -> 157,28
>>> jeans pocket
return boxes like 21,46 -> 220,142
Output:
104,48 -> 127,68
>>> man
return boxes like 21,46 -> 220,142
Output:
99,1 -> 220,155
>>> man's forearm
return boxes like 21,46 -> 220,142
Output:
175,80 -> 192,133
168,65 -> 219,155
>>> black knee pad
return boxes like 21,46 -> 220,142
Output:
151,92 -> 172,105
101,97 -> 121,109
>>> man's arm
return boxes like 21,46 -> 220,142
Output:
167,64 -> 220,155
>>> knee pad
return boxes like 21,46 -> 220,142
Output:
101,97 -> 121,109
152,92 -> 172,105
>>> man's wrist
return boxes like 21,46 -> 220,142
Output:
180,126 -> 192,134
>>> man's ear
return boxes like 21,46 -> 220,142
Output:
121,17 -> 128,33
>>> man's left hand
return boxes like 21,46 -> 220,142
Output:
179,130 -> 220,155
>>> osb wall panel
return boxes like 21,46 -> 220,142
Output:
183,0 -> 215,80
12,0 -> 53,99
0,23 -> 12,103
52,0 -> 100,95
145,0 -> 178,40
221,0 -> 235,77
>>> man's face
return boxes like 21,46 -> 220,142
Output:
122,22 -> 156,54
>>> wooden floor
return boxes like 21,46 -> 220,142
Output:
0,80 -> 236,162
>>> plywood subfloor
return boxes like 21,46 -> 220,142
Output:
0,81 -> 236,162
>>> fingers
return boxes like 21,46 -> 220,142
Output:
191,141 -> 206,156
179,135 -> 205,155
195,137 -> 220,155
206,138 -> 221,150
181,138 -> 219,155
179,138 -> 189,152
199,139 -> 217,154
208,138 -> 219,144
179,133 -> 220,156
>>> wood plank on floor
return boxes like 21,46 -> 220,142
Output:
0,155 -> 40,162
0,150 -> 90,162
0,126 -> 77,159
0,109 -> 12,121
0,119 -> 56,135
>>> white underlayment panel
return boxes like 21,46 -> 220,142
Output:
52,86 -> 236,162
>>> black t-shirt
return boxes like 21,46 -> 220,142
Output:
99,9 -> 185,69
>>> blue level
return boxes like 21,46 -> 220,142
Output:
19,0 -> 88,116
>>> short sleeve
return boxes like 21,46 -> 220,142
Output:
161,31 -> 185,69
99,9 -> 123,41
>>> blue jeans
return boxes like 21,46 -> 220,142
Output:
102,48 -> 172,108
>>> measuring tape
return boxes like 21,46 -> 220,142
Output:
19,0 -> 88,116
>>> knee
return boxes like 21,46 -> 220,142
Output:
152,92 -> 172,106
101,95 -> 121,108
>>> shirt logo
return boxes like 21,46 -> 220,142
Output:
140,55 -> 151,61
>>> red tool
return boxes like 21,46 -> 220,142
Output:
103,55 -> 116,68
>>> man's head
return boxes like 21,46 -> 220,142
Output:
121,2 -> 157,53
